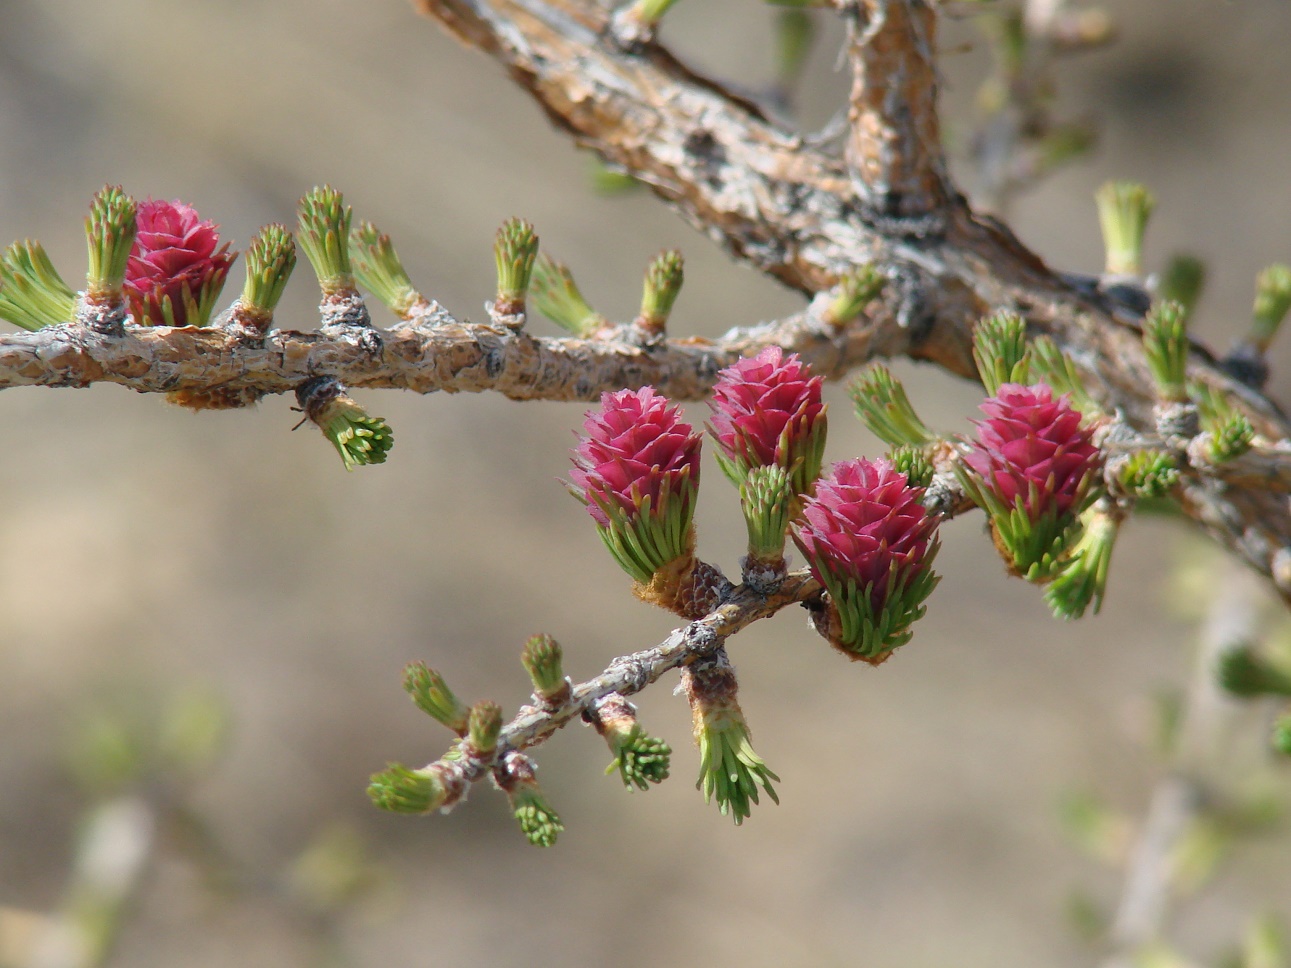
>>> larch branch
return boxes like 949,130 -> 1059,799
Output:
407,0 -> 1291,597
448,574 -> 819,787
2,0 -> 1290,602
842,0 -> 951,222
0,305 -> 879,400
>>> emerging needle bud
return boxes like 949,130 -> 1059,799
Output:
295,376 -> 394,471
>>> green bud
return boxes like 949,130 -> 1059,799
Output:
1208,413 -> 1255,462
1158,254 -> 1205,320
591,695 -> 671,791
694,701 -> 779,824
1028,335 -> 1099,417
240,224 -> 296,324
367,763 -> 450,814
1217,646 -> 1291,698
589,160 -> 641,195
402,662 -> 471,734
1240,913 -> 1289,968
157,688 -> 230,775
1044,503 -> 1120,620
606,722 -> 671,791
289,826 -> 382,912
848,363 -> 935,447
981,7 -> 1026,75
1252,264 -> 1291,351
738,464 -> 794,562
1096,180 -> 1155,276
1171,816 -> 1228,894
1119,450 -> 1180,499
493,218 -> 539,317
467,701 -> 504,760
825,265 -> 884,329
683,658 -> 779,825
1057,789 -> 1131,866
520,634 -> 570,707
1143,301 -> 1188,402
66,709 -> 145,796
512,786 -> 563,847
890,445 -> 935,489
350,220 -> 422,318
774,9 -> 815,94
1130,943 -> 1195,968
624,0 -> 679,29
1275,715 -> 1291,757
296,376 -> 394,471
0,240 -> 76,331
1034,123 -> 1097,175
1190,380 -> 1255,462
530,254 -> 605,336
297,186 -> 355,293
637,249 -> 683,336
972,310 -> 1030,396
84,185 -> 138,299
496,752 -> 563,847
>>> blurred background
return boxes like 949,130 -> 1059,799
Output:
1,0 -> 1290,965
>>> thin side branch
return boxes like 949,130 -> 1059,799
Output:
1102,564 -> 1260,963
446,573 -> 819,789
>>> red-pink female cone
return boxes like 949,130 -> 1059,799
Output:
958,383 -> 1101,580
708,347 -> 826,499
569,387 -> 702,585
125,199 -> 235,327
792,458 -> 940,662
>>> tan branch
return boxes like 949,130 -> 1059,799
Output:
408,0 -> 1291,602
842,0 -> 951,223
2,0 -> 1290,602
441,573 -> 819,790
0,305 -> 880,400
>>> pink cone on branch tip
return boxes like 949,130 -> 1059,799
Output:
708,346 -> 826,499
791,457 -> 940,662
125,199 -> 235,327
569,386 -> 702,584
958,382 -> 1101,581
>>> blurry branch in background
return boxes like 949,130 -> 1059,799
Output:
1102,562 -> 1259,967
961,0 -> 1111,211
0,691 -> 390,968
1057,549 -> 1291,967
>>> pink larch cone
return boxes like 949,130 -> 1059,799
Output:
959,383 -> 1101,580
792,458 -> 940,662
708,346 -> 826,498
125,198 -> 235,327
570,388 -> 707,604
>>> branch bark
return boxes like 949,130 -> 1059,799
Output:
842,0 -> 951,223
407,0 -> 1291,596
1,0 -> 1289,605
0,306 -> 877,400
